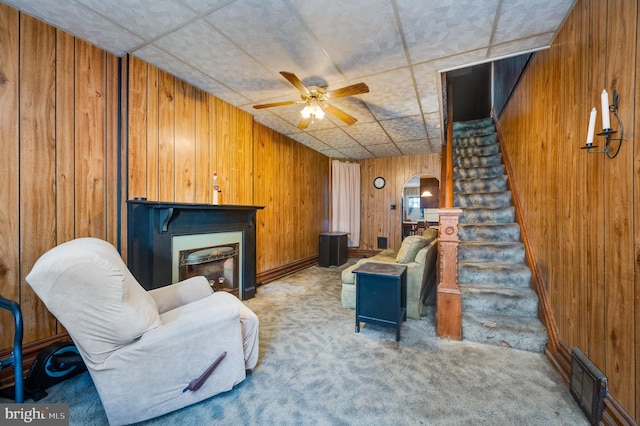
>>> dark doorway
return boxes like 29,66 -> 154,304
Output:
447,63 -> 491,122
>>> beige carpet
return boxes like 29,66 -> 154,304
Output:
3,262 -> 588,425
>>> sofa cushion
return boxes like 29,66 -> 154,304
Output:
396,235 -> 429,263
422,228 -> 438,242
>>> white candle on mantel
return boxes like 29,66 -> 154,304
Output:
601,89 -> 611,130
586,107 -> 597,145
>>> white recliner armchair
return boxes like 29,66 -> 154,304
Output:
26,237 -> 259,425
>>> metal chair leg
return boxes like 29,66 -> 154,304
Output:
0,296 -> 24,403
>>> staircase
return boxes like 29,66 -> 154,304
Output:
451,117 -> 548,353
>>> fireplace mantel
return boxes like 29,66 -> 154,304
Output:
127,200 -> 264,299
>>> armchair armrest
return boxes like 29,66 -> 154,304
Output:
95,294 -> 247,424
148,276 -> 213,314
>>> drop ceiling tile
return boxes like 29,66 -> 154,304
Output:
77,0 -> 198,40
308,128 -> 357,149
380,116 -> 427,142
342,122 -> 391,146
423,112 -> 442,128
494,0 -> 575,44
318,148 -> 350,159
4,0 -> 143,55
180,0 -> 235,15
396,0 -> 499,63
335,146 -> 375,160
489,35 -> 552,58
149,19 -> 290,102
132,46 -> 251,106
250,110 -> 303,136
396,140 -> 432,155
205,0 -> 342,85
362,69 -> 421,120
291,0 -> 407,80
289,133 -> 332,151
366,144 -> 402,157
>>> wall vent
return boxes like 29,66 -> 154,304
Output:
377,237 -> 387,249
570,348 -> 608,425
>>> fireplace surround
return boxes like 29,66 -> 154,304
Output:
127,200 -> 263,299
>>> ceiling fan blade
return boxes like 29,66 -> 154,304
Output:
253,100 -> 303,109
325,82 -> 369,99
280,71 -> 311,95
298,115 -> 311,130
323,104 -> 358,126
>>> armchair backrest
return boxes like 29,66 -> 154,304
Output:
26,238 -> 161,366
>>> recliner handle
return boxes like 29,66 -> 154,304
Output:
183,351 -> 227,392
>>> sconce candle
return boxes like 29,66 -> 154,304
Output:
601,89 -> 611,130
586,107 -> 597,145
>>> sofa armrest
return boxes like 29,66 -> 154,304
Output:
148,276 -> 213,314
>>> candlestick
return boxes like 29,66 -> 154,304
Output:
601,89 -> 611,130
586,107 -> 596,145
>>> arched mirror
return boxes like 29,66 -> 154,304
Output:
401,173 -> 440,239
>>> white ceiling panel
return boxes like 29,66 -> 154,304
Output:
3,0 -> 576,159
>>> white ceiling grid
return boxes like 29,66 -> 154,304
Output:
3,0 -> 575,159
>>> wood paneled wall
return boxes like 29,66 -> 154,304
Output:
126,56 -> 329,276
358,154 -> 441,251
498,0 -> 638,419
0,5 -> 122,348
253,124 -> 329,271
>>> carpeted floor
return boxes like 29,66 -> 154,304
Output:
3,262 -> 588,425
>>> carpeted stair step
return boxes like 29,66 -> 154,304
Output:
453,133 -> 497,147
452,117 -> 549,354
458,241 -> 525,263
458,261 -> 532,287
453,143 -> 500,157
453,164 -> 505,180
454,175 -> 508,193
452,117 -> 495,131
462,310 -> 548,353
455,190 -> 512,208
453,152 -> 502,168
459,206 -> 515,223
459,222 -> 521,242
460,284 -> 539,318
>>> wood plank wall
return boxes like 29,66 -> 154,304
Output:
358,154 -> 441,251
253,124 -> 329,272
126,56 -> 330,276
0,5 -> 122,348
498,0 -> 638,419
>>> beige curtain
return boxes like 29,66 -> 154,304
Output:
331,160 -> 360,247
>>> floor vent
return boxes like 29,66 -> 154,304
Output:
570,348 -> 608,425
377,237 -> 387,249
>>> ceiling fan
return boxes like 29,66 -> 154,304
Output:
253,71 -> 369,129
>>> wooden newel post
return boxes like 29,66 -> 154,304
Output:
437,207 -> 462,339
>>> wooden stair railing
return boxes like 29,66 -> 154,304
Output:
437,119 -> 462,339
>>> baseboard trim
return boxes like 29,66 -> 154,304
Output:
256,256 -> 318,285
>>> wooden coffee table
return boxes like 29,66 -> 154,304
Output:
353,262 -> 407,341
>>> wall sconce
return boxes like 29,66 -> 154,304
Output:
580,89 -> 623,158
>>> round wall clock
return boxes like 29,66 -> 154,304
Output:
373,176 -> 386,189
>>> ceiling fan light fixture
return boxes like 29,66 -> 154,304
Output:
300,100 -> 324,120
314,104 -> 325,119
300,104 -> 313,119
